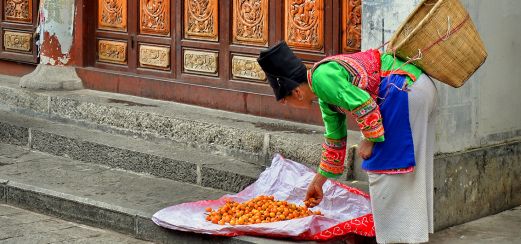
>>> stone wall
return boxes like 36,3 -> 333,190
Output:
433,140 -> 521,230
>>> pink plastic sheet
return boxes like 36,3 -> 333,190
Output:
152,154 -> 375,240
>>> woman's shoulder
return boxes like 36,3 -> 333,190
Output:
313,61 -> 346,76
311,61 -> 349,86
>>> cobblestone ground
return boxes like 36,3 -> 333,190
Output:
0,204 -> 150,244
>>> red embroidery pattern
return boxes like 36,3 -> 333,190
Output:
356,106 -> 385,139
309,50 -> 385,140
312,214 -> 375,240
369,166 -> 415,174
320,138 -> 347,175
352,99 -> 377,117
310,49 -> 381,100
310,181 -> 375,240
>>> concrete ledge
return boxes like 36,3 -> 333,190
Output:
2,181 -> 253,243
0,179 -> 6,203
201,164 -> 257,193
433,140 -> 521,230
31,129 -> 199,185
0,110 -> 262,193
0,176 -> 354,243
0,75 -> 49,113
6,182 -> 136,235
3,73 -> 519,233
0,122 -> 28,147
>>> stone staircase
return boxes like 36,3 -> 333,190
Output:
0,74 -> 369,243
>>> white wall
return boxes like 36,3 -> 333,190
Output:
362,0 -> 521,153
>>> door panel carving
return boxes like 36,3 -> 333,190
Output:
3,30 -> 31,52
139,44 -> 170,68
140,0 -> 170,36
342,0 -> 361,53
98,39 -> 128,64
184,0 -> 218,41
284,0 -> 323,51
231,55 -> 266,82
183,49 -> 218,75
232,0 -> 268,46
4,0 -> 32,23
98,0 -> 128,31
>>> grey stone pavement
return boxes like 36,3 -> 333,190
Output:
429,206 -> 521,244
0,204 -> 149,244
1,203 -> 520,244
0,143 -> 519,243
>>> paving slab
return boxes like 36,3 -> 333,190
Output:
429,206 -> 521,244
0,204 -> 149,244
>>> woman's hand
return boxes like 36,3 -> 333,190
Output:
358,139 -> 374,160
305,173 -> 327,207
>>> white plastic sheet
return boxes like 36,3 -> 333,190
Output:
152,154 -> 374,240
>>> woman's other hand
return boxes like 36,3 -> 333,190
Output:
358,139 -> 374,160
305,173 -> 327,207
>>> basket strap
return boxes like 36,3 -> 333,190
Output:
384,14 -> 471,62
422,14 -> 471,54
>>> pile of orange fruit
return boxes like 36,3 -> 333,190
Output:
205,195 -> 322,225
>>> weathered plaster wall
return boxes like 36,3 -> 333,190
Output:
433,140 -> 521,230
475,0 -> 521,144
362,0 -> 521,153
39,0 -> 76,66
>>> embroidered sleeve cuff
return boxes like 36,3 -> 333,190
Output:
319,137 -> 347,178
353,99 -> 385,140
366,135 -> 385,142
318,168 -> 342,179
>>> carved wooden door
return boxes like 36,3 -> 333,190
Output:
177,0 -> 362,123
94,0 -> 174,77
0,0 -> 39,63
177,0 -> 362,94
178,0 -> 274,94
85,0 -> 362,124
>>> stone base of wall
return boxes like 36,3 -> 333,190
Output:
434,140 -> 521,230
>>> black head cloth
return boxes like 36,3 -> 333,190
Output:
257,41 -> 308,100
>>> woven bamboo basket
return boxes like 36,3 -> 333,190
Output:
386,0 -> 487,88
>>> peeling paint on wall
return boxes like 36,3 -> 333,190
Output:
39,0 -> 76,65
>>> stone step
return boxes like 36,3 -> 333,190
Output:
0,143 -> 368,243
0,74 -> 361,171
0,109 -> 369,193
0,143 -> 274,243
0,204 -> 151,243
0,110 -> 263,193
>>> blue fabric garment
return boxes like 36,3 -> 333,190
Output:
362,74 -> 416,171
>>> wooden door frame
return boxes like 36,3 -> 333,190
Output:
0,0 -> 40,64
